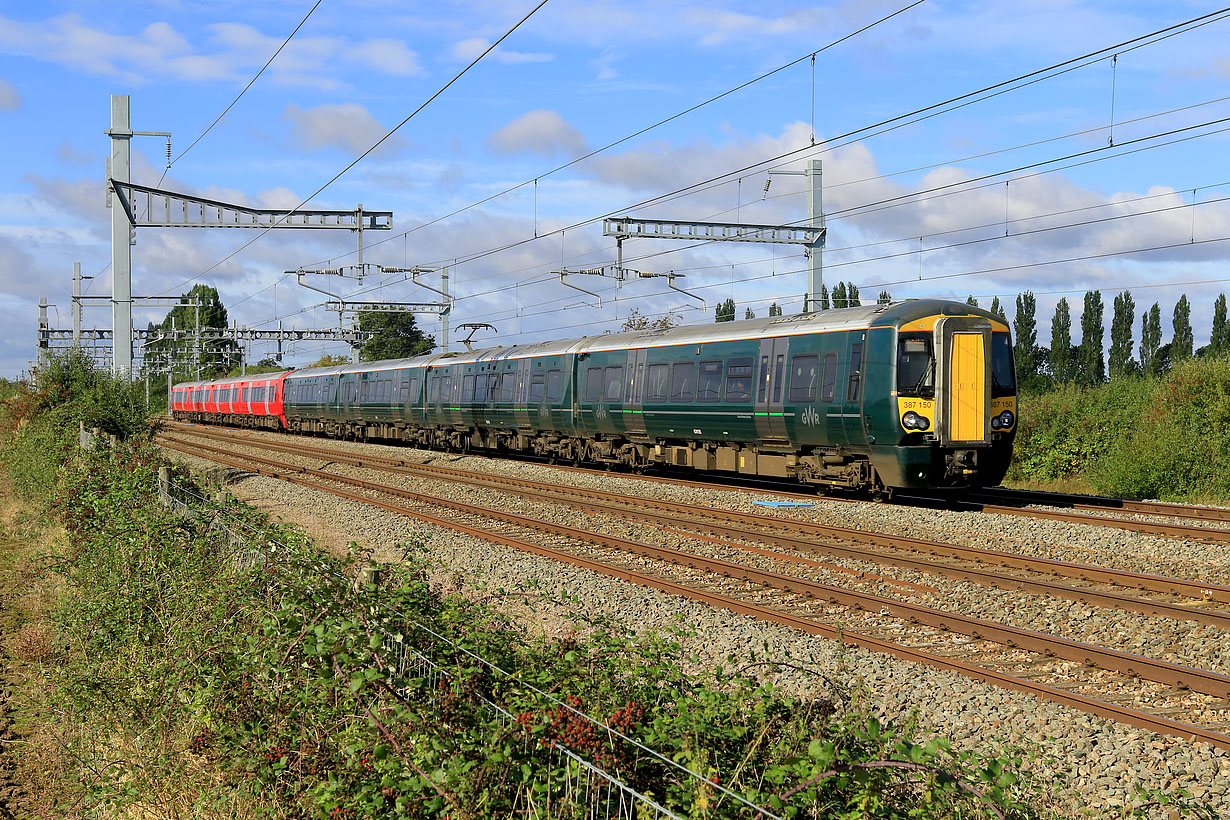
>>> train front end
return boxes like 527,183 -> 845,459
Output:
880,304 -> 1016,490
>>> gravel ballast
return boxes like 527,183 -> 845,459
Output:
162,432 -> 1230,817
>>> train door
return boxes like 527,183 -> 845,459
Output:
754,337 -> 789,442
841,333 -> 867,444
623,348 -> 647,439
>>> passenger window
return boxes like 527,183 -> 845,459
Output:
407,378 -> 419,401
725,357 -> 754,403
671,362 -> 695,402
772,354 -> 785,403
820,354 -> 838,402
697,360 -> 723,402
462,375 -> 476,403
603,366 -> 624,402
529,373 -> 545,402
546,369 -> 562,402
847,342 -> 864,402
585,367 -> 603,402
428,377 -> 440,403
789,355 -> 820,402
498,372 -> 514,402
646,364 -> 669,402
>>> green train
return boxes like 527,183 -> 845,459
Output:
255,299 -> 1016,494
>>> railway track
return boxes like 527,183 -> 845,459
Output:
157,427 -> 1230,749
162,423 -> 1230,623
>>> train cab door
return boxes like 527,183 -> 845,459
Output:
754,337 -> 789,443
840,333 -> 867,445
623,348 -> 648,440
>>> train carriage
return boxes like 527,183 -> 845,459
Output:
173,299 -> 1016,493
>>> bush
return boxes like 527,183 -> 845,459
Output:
1009,356 -> 1230,500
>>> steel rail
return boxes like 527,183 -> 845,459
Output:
165,421 -> 1230,541
904,494 -> 1230,543
155,434 -> 1230,750
158,434 -> 1230,700
965,487 -> 1230,524
162,423 -> 1230,607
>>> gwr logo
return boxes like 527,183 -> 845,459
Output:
800,406 -> 820,426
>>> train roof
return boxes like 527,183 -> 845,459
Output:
282,298 -> 1003,377
172,370 -> 293,390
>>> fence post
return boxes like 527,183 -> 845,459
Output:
158,466 -> 170,502
357,564 -> 381,590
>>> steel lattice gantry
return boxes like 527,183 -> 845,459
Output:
105,93 -> 394,378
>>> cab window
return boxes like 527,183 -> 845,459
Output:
896,333 -> 934,398
991,333 -> 1016,397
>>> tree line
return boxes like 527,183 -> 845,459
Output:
708,284 -> 1230,393
1012,290 -> 1229,392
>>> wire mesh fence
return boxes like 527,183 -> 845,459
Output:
156,472 -> 694,820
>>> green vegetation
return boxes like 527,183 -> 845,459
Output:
359,309 -> 435,361
0,354 -> 1076,820
1009,355 -> 1230,501
2,353 -> 1217,818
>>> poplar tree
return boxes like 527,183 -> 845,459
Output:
832,282 -> 848,309
846,283 -> 861,307
1108,290 -> 1136,379
966,295 -> 979,307
1013,292 -> 1041,385
1211,293 -> 1228,356
819,284 -> 830,311
1078,290 -> 1105,384
878,290 -> 892,305
1140,303 -> 1162,376
768,302 -> 783,317
745,307 -> 756,319
1050,298 -> 1073,383
1172,295 -> 1193,362
990,296 -> 1006,321
715,298 -> 736,323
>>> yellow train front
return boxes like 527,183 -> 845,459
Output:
860,299 -> 1016,492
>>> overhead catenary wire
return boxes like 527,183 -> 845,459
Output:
442,113 -> 1230,312
464,234 -> 1230,345
206,6 -> 1230,354
163,0 -> 553,301
231,7 -> 1230,330
225,0 -> 928,313
474,190 -> 1230,323
299,5 -> 1230,277
154,0 -> 324,191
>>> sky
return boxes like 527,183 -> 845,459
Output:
2,0 -> 1230,377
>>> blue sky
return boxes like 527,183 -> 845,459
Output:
2,0 -> 1230,376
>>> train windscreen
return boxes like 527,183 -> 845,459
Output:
896,333 -> 934,397
991,332 -> 1016,396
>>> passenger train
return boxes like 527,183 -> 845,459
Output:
170,299 -> 1017,494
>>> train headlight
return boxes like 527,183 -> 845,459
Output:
999,410 -> 1014,428
991,416 -> 1002,429
916,415 -> 930,431
903,411 -> 919,429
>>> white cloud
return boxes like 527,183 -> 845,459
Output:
283,103 -> 406,157
348,38 -> 422,76
687,7 -> 832,46
449,37 -> 553,65
487,110 -> 587,158
0,77 -> 19,110
0,14 -> 422,88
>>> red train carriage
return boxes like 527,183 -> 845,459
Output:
170,371 -> 292,430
